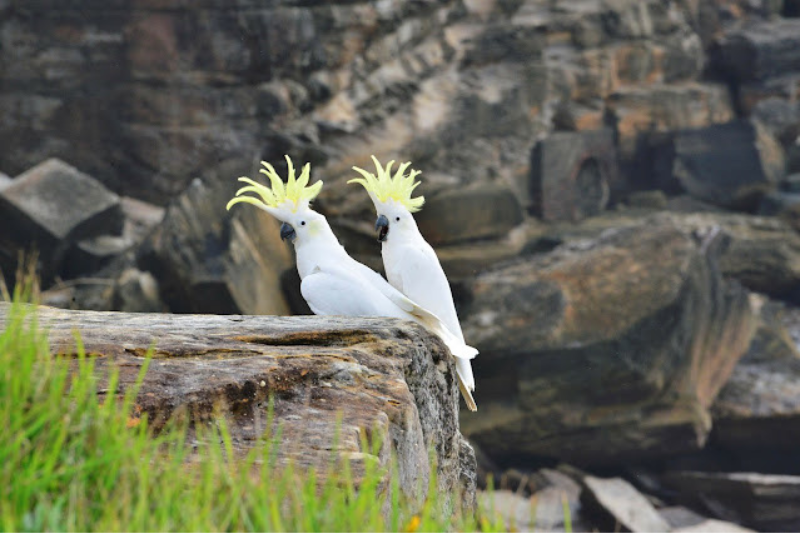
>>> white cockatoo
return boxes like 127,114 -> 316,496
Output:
348,156 -> 477,411
226,155 -> 478,411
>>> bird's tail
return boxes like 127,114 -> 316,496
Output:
454,356 -> 477,411
406,301 -> 478,411
428,325 -> 479,411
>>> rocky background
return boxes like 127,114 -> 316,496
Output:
2,0 -> 800,530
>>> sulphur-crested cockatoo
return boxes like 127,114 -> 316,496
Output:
348,156 -> 477,411
226,155 -> 478,411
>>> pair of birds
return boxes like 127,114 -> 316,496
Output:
226,155 -> 478,411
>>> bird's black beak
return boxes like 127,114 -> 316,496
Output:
280,222 -> 297,243
375,214 -> 389,242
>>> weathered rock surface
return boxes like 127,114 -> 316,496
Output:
530,211 -> 800,305
663,471 -> 800,531
661,121 -> 784,210
0,158 -> 124,282
709,298 -> 800,471
459,214 -> 755,465
581,476 -> 671,532
0,302 -> 476,505
414,184 -> 524,246
530,129 -> 618,221
138,178 -> 293,315
713,19 -> 800,82
660,505 -> 756,531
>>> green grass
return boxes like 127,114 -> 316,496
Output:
0,283 -> 509,532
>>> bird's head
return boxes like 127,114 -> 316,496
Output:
348,155 -> 424,242
226,155 -> 325,244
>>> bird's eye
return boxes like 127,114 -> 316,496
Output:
395,216 -> 400,222
300,221 -> 306,226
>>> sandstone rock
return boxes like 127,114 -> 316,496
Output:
665,121 -> 784,210
538,211 -> 800,305
0,302 -> 476,506
713,19 -> 800,82
711,298 -> 800,468
530,129 -> 618,221
699,214 -> 800,303
479,467 -> 583,532
661,505 -> 756,532
120,196 -> 165,245
605,83 -> 734,161
459,214 -> 755,465
61,235 -> 132,280
659,505 -> 710,529
414,184 -> 523,245
663,472 -> 800,531
783,172 -> 800,193
481,485 -> 580,533
751,98 -> 800,148
581,476 -> 671,533
0,158 -> 123,283
138,178 -> 292,315
112,267 -> 165,313
757,191 -> 800,231
626,190 -> 667,210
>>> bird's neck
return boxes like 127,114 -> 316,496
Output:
294,221 -> 349,279
387,217 -> 423,246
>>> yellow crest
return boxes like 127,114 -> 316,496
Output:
226,155 -> 323,213
348,155 -> 425,212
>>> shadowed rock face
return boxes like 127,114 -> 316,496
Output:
459,215 -> 755,465
0,303 -> 476,505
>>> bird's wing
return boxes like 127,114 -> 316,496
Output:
300,265 -> 404,319
352,261 -> 477,358
389,242 -> 465,341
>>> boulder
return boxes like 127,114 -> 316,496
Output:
414,184 -> 524,246
112,268 -> 165,313
783,173 -> 800,193
758,190 -> 800,232
701,214 -> 800,303
580,476 -> 671,532
138,179 -> 293,315
0,158 -> 123,283
551,211 -> 800,305
120,196 -> 165,245
710,298 -> 800,471
0,302 -> 476,507
530,129 -> 619,221
666,121 -> 784,210
480,468 -> 583,532
459,214 -> 755,465
605,83 -> 734,161
660,505 -> 755,532
663,471 -> 800,531
713,19 -> 800,82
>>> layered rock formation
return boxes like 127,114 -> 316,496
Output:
3,0 -> 800,529
0,302 -> 476,504
459,215 -> 755,465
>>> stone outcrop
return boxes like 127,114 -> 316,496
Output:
581,476 -> 671,532
0,158 -> 124,283
0,302 -> 476,505
653,121 -> 785,210
137,178 -> 293,315
530,129 -> 618,221
663,471 -> 800,531
710,299 -> 800,471
459,214 -> 755,465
